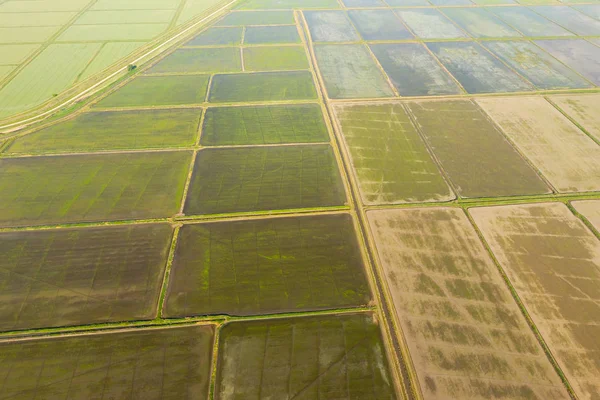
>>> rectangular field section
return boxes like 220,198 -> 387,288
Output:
216,313 -> 396,399
304,10 -> 360,42
184,145 -> 346,215
347,9 -> 413,41
549,94 -> 600,142
394,9 -> 468,39
95,75 -> 209,107
0,224 -> 172,331
242,46 -> 309,71
208,71 -> 317,102
486,7 -> 572,37
477,97 -> 600,193
185,27 -> 243,46
572,200 -> 600,231
216,10 -> 295,26
6,108 -> 201,154
147,47 -> 242,74
0,326 -> 214,400
201,104 -> 328,146
441,8 -> 522,38
243,25 -> 300,44
470,203 -> 600,400
535,39 -> 600,86
0,151 -> 191,227
367,207 -> 568,399
164,214 -> 371,317
335,103 -> 454,204
405,100 -> 550,198
315,44 -> 395,99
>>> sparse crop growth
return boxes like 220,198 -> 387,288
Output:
572,200 -> 600,231
549,94 -> 600,142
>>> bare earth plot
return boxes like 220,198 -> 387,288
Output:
549,94 -> 600,142
405,99 -> 551,198
471,203 -> 600,400
0,224 -> 172,331
0,325 -> 215,399
215,313 -> 397,400
367,207 -> 568,399
334,103 -> 454,205
164,214 -> 371,316
572,200 -> 600,232
477,96 -> 600,193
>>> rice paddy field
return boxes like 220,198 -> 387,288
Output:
1,0 -> 600,399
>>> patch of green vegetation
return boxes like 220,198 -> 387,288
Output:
148,47 -> 242,74
243,25 -> 300,44
184,145 -> 346,215
215,313 -> 396,399
7,108 -> 201,154
0,151 -> 191,227
0,325 -> 214,399
243,46 -> 308,71
0,224 -> 172,331
164,214 -> 371,317
95,75 -> 210,107
201,103 -> 328,145
208,71 -> 317,102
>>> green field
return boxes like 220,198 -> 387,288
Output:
78,41 -> 145,81
184,145 -> 346,215
6,108 -> 202,154
0,325 -> 215,399
0,224 -> 172,331
164,214 -> 371,317
96,75 -> 210,107
406,100 -> 551,198
216,313 -> 397,399
201,103 -> 328,145
243,46 -> 309,71
148,47 -> 242,74
208,71 -> 317,102
57,23 -> 168,42
335,103 -> 454,204
0,151 -> 191,227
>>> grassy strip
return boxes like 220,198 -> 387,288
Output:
566,201 -> 600,241
157,224 -> 182,317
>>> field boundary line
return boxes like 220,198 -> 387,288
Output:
178,150 -> 198,215
0,0 -> 239,132
462,208 -> 578,400
566,201 -> 600,241
157,225 -> 181,318
545,95 -> 600,147
208,323 -> 222,399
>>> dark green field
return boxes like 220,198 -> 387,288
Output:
201,104 -> 328,145
184,145 -> 346,215
0,325 -> 214,399
0,151 -> 191,227
215,313 -> 397,399
95,75 -> 210,107
0,224 -> 172,331
148,48 -> 242,74
6,109 -> 202,154
208,71 -> 317,102
164,214 -> 371,317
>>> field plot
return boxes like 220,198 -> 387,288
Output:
344,0 -> 386,6
572,200 -> 600,231
74,10 -> 175,24
215,313 -> 396,399
427,42 -> 533,94
148,48 -> 242,74
486,7 -> 573,37
6,108 -> 201,154
549,94 -> 600,142
335,103 -> 454,204
478,97 -> 600,193
347,9 -> 413,41
535,40 -> 600,85
243,25 -> 300,44
0,26 -> 59,44
242,46 -> 309,71
216,10 -> 294,26
395,9 -> 468,39
370,43 -> 462,96
0,0 -> 92,12
78,41 -> 145,81
531,6 -> 600,36
185,27 -> 243,46
208,71 -> 317,102
0,44 -> 40,65
574,5 -> 600,21
236,0 -> 341,8
483,41 -> 593,90
367,207 -> 568,399
304,10 -> 361,42
0,224 -> 172,331
470,203 -> 600,400
57,23 -> 168,41
92,0 -> 179,10
0,11 -> 76,27
315,44 -> 395,99
0,151 -> 191,227
0,325 -> 214,399
201,103 -> 328,145
441,8 -> 522,38
95,75 -> 209,107
184,145 -> 346,215
164,214 -> 370,317
430,0 -> 473,4
406,100 -> 550,198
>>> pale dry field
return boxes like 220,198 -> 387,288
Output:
572,200 -> 600,232
549,94 -> 600,143
477,96 -> 600,193
367,207 -> 568,400
471,203 -> 600,400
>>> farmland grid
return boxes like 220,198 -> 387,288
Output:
1,1 -> 600,400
